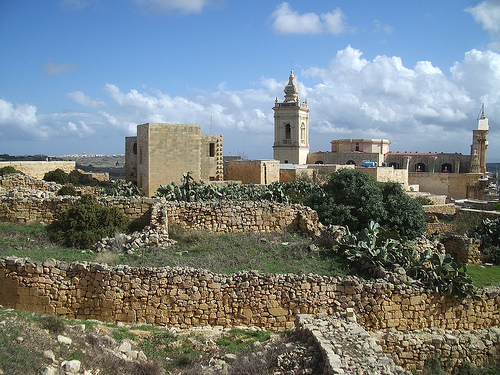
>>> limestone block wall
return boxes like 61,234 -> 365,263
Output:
441,235 -> 483,265
0,196 -> 322,238
423,204 -> 457,216
0,257 -> 499,332
0,196 -> 155,226
162,200 -> 321,236
375,327 -> 500,372
0,161 -> 76,179
0,174 -> 62,191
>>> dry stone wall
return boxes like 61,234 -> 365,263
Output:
0,256 -> 498,333
0,196 -> 323,239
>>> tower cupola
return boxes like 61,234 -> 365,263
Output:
284,70 -> 300,103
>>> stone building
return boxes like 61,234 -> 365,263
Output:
224,159 -> 279,184
125,123 -> 223,197
273,71 -> 310,165
270,71 -> 491,200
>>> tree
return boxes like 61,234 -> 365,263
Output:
48,194 -> 129,249
43,168 -> 70,184
306,169 -> 385,232
381,182 -> 427,239
305,169 -> 427,239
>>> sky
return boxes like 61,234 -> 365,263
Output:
1,1 -> 500,162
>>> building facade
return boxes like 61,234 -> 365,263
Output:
125,123 -> 223,197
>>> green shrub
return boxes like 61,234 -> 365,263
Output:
57,185 -> 77,196
0,166 -> 23,176
381,182 -> 427,239
415,195 -> 434,205
305,169 -> 427,239
47,194 -> 129,249
43,168 -> 70,184
471,218 -> 500,265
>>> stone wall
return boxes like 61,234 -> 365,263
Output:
0,195 -> 154,226
441,234 -> 483,265
423,204 -> 457,216
0,161 -> 76,179
0,196 -> 322,238
0,256 -> 498,333
375,326 -> 500,372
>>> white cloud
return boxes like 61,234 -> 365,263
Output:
271,3 -> 322,34
67,91 -> 106,108
0,99 -> 49,140
134,0 -> 209,14
270,3 -> 350,35
321,8 -> 348,35
4,46 -> 500,159
65,121 -> 95,138
466,0 -> 500,33
41,60 -> 80,76
466,0 -> 500,51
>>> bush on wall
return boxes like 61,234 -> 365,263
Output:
471,218 -> 500,265
0,166 -> 24,176
43,168 -> 70,184
305,169 -> 427,239
48,194 -> 129,249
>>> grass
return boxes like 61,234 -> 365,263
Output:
0,223 -> 96,263
0,305 -> 286,374
0,222 -> 354,277
466,265 -> 500,287
217,328 -> 271,352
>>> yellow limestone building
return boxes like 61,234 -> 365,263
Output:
273,70 -> 310,164
125,123 -> 223,197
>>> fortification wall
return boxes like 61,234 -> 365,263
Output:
0,161 -> 76,179
0,257 -> 498,332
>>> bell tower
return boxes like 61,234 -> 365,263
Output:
470,104 -> 489,175
273,70 -> 310,164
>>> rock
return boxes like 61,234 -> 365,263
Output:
61,360 -> 81,373
57,335 -> 72,345
43,350 -> 56,363
41,366 -> 57,375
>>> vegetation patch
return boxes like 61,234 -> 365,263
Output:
466,265 -> 500,287
0,166 -> 24,176
47,194 -> 129,249
217,328 -> 271,352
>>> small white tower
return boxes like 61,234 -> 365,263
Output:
470,104 -> 489,175
273,71 -> 310,164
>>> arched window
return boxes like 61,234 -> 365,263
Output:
315,160 -> 324,164
285,124 -> 291,140
441,163 -> 452,173
416,163 -> 426,172
389,162 -> 399,169
346,160 -> 356,166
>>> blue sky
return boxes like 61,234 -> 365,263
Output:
1,0 -> 500,162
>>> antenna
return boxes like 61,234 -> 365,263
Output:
210,116 -> 213,134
